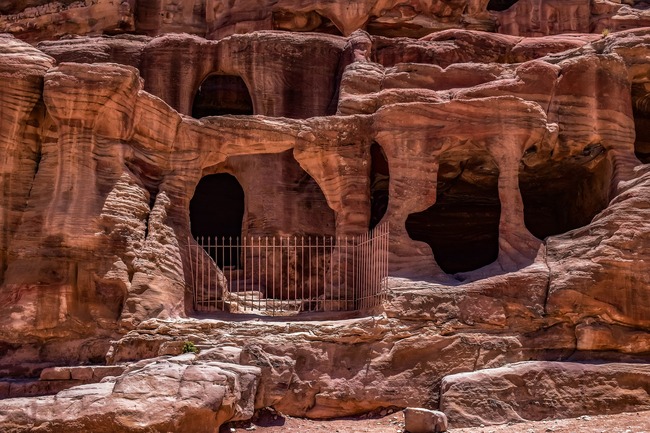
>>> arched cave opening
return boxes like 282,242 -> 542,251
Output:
192,74 -> 254,118
405,152 -> 501,274
487,0 -> 520,11
519,144 -> 612,240
370,142 -> 390,230
190,173 -> 245,267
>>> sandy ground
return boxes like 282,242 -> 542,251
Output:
220,408 -> 650,433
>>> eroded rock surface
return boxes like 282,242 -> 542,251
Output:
440,361 -> 650,427
0,355 -> 260,433
5,0 -> 650,42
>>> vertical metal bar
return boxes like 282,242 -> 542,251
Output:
314,237 -> 318,311
194,238 -> 197,311
381,225 -> 385,305
272,237 -> 276,312
201,236 -> 205,311
368,231 -> 371,309
374,226 -> 378,307
369,230 -> 371,309
252,236 -> 255,312
212,236 -> 216,310
337,236 -> 341,311
380,224 -> 384,305
236,236 -> 240,297
336,236 -> 340,311
358,233 -> 362,310
370,230 -> 373,308
280,237 -> 284,314
382,221 -> 390,301
322,235 -> 326,311
371,229 -> 375,308
265,237 -> 269,313
242,236 -> 248,310
301,236 -> 305,310
220,236 -> 224,311
286,236 -> 290,314
251,236 -> 254,311
357,233 -> 360,310
294,236 -> 297,311
358,233 -> 361,310
344,236 -> 348,310
350,236 -> 357,310
309,236 -> 312,312
381,224 -> 385,305
328,236 -> 332,311
329,236 -> 334,311
229,237 -> 233,298
257,236 -> 261,311
364,231 -> 368,309
375,226 -> 379,307
208,236 -> 212,311
188,237 -> 194,310
359,233 -> 366,309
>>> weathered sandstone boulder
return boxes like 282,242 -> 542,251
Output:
107,317 -> 532,418
404,407 -> 448,433
0,355 -> 261,433
440,361 -> 650,427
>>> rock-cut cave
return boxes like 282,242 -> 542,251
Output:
405,151 -> 501,275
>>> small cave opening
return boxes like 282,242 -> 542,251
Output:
487,0 -> 520,11
370,142 -> 390,230
519,144 -> 612,240
190,173 -> 245,267
405,152 -> 501,275
192,74 -> 253,118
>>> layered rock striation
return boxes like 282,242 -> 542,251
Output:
4,0 -> 650,42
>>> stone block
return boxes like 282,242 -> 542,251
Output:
40,367 -> 71,381
70,367 -> 93,381
404,408 -> 448,433
92,365 -> 126,380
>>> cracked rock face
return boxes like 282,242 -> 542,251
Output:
440,361 -> 650,427
1,2 -> 650,431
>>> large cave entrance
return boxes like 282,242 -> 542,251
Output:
370,142 -> 390,230
487,0 -> 520,11
519,144 -> 612,239
190,173 -> 245,267
192,74 -> 254,118
406,151 -> 501,275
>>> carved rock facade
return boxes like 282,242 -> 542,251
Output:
1,1 -> 650,431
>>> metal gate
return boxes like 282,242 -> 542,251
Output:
187,222 -> 389,316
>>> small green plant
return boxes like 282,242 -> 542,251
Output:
182,341 -> 199,354
601,28 -> 610,38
